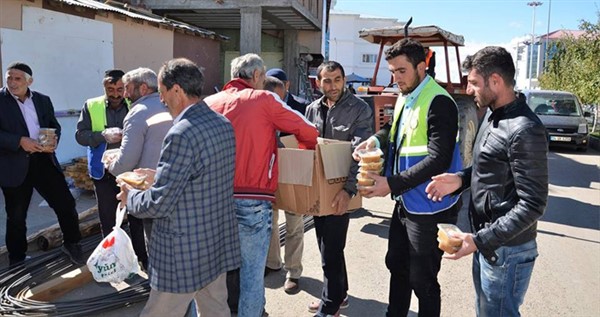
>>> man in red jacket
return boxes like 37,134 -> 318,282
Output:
204,53 -> 318,317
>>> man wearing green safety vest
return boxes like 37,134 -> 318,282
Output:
75,70 -> 144,255
353,38 -> 463,317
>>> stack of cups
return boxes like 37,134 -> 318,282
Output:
38,128 -> 57,151
356,148 -> 384,195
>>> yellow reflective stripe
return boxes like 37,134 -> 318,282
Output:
400,145 -> 428,155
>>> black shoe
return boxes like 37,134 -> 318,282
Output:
265,266 -> 281,276
62,242 -> 85,266
140,259 -> 149,272
8,256 -> 31,267
124,273 -> 146,285
264,266 -> 281,276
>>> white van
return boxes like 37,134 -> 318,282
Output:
521,90 -> 591,151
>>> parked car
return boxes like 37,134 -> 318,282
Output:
521,90 -> 591,151
582,104 -> 598,127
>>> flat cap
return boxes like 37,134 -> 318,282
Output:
104,69 -> 125,79
266,68 -> 287,82
7,62 -> 33,76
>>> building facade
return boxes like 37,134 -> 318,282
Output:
514,29 -> 584,90
328,11 -> 403,86
0,0 -> 228,163
138,0 -> 331,96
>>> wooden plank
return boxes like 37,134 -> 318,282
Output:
24,266 -> 93,301
0,206 -> 98,256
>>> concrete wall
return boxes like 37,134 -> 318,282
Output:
298,30 -> 323,54
214,29 -> 285,87
173,31 -> 222,95
0,0 -> 42,85
1,2 -> 114,163
0,0 -> 225,163
96,15 -> 173,74
0,0 -> 38,30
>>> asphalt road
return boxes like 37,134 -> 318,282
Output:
261,148 -> 600,317
2,148 -> 598,316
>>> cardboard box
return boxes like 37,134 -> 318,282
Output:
275,136 -> 362,216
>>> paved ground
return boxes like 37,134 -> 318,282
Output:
0,188 -> 96,263
1,148 -> 599,316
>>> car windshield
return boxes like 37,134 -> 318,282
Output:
528,93 -> 582,117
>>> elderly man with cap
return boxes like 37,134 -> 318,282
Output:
266,68 -> 310,116
0,62 -> 83,267
263,68 -> 310,294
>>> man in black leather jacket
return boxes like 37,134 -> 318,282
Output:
426,46 -> 548,316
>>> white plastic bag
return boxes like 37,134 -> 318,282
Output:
87,207 -> 140,283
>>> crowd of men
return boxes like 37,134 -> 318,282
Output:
0,38 -> 548,317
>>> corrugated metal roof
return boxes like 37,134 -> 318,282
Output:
56,0 -> 229,41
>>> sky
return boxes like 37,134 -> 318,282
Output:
333,0 -> 599,47
332,0 -> 598,84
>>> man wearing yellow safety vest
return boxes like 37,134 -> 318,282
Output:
76,70 -> 145,261
353,38 -> 463,317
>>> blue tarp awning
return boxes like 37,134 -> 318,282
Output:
346,73 -> 370,83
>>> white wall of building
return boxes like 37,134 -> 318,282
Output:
329,11 -> 403,86
513,40 -> 545,90
1,6 -> 114,163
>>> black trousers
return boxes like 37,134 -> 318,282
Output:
314,213 -> 350,315
385,201 -> 459,317
1,154 -> 81,262
93,172 -> 147,264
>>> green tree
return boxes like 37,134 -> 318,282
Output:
539,12 -> 600,105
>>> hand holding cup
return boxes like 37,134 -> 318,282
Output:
102,127 -> 123,144
38,128 -> 57,152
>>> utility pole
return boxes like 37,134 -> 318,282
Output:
544,0 -> 552,70
528,1 -> 543,89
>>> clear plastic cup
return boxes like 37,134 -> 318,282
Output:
358,159 -> 384,171
104,127 -> 122,137
357,177 -> 375,187
102,149 -> 121,164
38,128 -> 57,149
357,148 -> 384,163
437,223 -> 463,254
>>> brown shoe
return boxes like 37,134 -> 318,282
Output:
284,278 -> 300,294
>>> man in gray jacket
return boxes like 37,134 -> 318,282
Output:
304,61 -> 373,317
105,67 -> 173,270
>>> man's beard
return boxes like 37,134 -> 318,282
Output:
108,96 -> 123,107
399,74 -> 422,95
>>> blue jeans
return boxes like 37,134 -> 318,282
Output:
235,199 -> 273,317
473,239 -> 538,317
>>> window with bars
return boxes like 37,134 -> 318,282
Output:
362,54 -> 377,63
